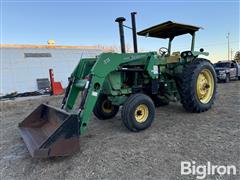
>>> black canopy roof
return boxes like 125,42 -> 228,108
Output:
137,21 -> 201,39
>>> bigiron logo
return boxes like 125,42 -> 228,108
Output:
181,161 -> 237,179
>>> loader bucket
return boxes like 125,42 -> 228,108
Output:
18,103 -> 80,158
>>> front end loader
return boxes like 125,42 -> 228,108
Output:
19,12 -> 217,158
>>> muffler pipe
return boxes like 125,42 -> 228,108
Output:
131,12 -> 138,53
115,17 -> 126,53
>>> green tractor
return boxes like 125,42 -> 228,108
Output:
19,12 -> 217,158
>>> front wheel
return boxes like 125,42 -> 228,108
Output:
93,94 -> 119,120
178,58 -> 217,113
121,93 -> 155,132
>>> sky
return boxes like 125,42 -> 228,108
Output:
1,0 -> 239,62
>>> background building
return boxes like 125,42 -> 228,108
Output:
1,43 -> 104,95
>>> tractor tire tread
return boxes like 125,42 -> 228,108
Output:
178,58 -> 217,113
121,93 -> 155,132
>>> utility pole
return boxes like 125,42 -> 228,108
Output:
231,49 -> 234,60
226,33 -> 230,61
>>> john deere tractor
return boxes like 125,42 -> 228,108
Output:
19,12 -> 217,158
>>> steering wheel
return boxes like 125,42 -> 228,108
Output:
159,47 -> 169,56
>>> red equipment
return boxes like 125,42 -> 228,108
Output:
49,69 -> 64,95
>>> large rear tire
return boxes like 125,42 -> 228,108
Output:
121,93 -> 155,132
93,94 -> 119,120
178,59 -> 217,113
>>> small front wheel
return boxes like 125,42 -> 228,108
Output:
121,93 -> 155,132
93,94 -> 119,120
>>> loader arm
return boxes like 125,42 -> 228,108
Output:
64,52 -> 156,134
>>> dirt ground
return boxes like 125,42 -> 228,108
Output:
0,81 -> 240,180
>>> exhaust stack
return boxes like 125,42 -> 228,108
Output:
131,12 -> 138,53
115,17 -> 126,53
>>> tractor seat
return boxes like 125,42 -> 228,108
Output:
172,51 -> 180,56
166,51 -> 180,63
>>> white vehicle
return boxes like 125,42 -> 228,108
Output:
214,60 -> 240,83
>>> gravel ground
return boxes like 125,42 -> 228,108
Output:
0,81 -> 240,180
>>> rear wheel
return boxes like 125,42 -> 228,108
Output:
93,94 -> 119,120
121,93 -> 155,132
178,58 -> 217,113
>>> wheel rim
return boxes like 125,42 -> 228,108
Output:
101,100 -> 113,113
196,69 -> 214,104
134,104 -> 149,123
